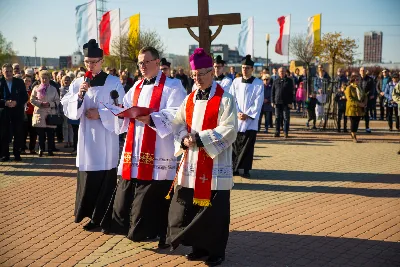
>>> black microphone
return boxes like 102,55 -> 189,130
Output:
83,71 -> 93,98
110,90 -> 119,106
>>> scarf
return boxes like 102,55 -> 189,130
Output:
37,83 -> 49,100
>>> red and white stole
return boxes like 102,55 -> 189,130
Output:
122,73 -> 166,180
185,84 -> 224,207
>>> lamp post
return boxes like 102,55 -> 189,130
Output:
33,36 -> 37,67
266,33 -> 270,70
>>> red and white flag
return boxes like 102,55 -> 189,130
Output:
275,15 -> 291,56
99,9 -> 120,55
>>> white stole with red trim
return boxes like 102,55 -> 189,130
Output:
117,71 -> 187,180
172,81 -> 238,191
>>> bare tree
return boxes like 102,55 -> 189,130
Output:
289,33 -> 315,94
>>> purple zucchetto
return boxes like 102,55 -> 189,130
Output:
190,48 -> 213,70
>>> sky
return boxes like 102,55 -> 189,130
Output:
1,0 -> 400,63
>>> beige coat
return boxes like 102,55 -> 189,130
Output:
30,84 -> 60,129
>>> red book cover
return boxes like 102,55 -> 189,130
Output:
101,102 -> 155,118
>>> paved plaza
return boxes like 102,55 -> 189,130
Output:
0,117 -> 399,267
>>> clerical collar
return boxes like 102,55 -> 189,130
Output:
196,86 -> 212,100
214,74 -> 225,81
143,76 -> 157,85
241,76 -> 255,84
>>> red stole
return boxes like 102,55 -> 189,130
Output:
185,84 -> 224,207
122,73 -> 166,180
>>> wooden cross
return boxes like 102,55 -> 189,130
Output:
168,0 -> 241,54
200,174 -> 208,183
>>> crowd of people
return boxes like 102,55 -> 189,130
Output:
1,37 -> 399,266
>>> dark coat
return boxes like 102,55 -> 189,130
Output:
0,77 -> 28,120
271,76 -> 294,105
262,84 -> 273,112
335,91 -> 347,111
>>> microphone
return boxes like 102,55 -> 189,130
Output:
83,71 -> 93,98
110,90 -> 119,106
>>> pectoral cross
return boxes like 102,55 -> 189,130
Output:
200,174 -> 208,183
168,0 -> 241,54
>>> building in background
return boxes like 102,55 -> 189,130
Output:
17,56 -> 59,69
71,51 -> 84,67
364,31 -> 382,63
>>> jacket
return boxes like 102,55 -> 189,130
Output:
392,82 -> 400,113
0,77 -> 28,120
296,87 -> 307,102
272,76 -> 294,105
262,84 -> 273,112
335,91 -> 347,111
384,82 -> 398,108
358,75 -> 375,99
30,84 -> 60,128
305,97 -> 319,111
345,84 -> 366,117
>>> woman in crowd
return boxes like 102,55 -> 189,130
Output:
22,76 -> 37,154
30,70 -> 60,156
59,75 -> 73,148
345,75 -> 366,143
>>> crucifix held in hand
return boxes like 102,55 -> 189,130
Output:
168,0 -> 241,54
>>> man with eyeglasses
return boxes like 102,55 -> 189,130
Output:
229,55 -> 264,178
168,47 -> 237,266
102,46 -> 186,249
61,39 -> 125,231
212,55 -> 232,91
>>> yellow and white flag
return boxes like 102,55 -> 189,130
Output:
307,14 -> 321,47
121,13 -> 140,44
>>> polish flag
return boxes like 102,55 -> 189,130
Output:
275,15 -> 291,56
99,9 -> 120,55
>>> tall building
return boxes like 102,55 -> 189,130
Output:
364,31 -> 382,63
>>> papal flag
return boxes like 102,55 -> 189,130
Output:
275,15 -> 291,56
99,9 -> 121,55
238,17 -> 254,57
75,0 -> 98,48
307,14 -> 321,47
121,13 -> 140,46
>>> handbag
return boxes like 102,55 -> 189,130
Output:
46,103 -> 64,126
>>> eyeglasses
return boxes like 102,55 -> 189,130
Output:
160,67 -> 168,71
191,69 -> 212,79
138,59 -> 156,67
84,58 -> 102,65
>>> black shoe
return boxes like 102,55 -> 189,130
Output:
205,256 -> 225,266
274,132 -> 280,137
20,150 -> 27,155
101,228 -> 110,235
158,239 -> 170,249
39,150 -> 44,157
233,171 -> 239,176
343,129 -> 348,133
186,250 -> 209,261
53,148 -> 60,152
29,150 -> 37,155
14,156 -> 22,162
337,129 -> 341,133
242,172 -> 251,178
48,151 -> 54,156
1,157 -> 10,162
83,221 -> 99,231
284,133 -> 288,138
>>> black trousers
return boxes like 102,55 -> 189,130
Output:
23,114 -> 37,151
36,128 -> 55,152
72,124 -> 79,150
0,116 -> 23,158
275,104 -> 290,134
350,116 -> 361,133
307,110 -> 316,126
386,106 -> 399,130
258,111 -> 271,131
337,109 -> 348,130
379,96 -> 385,119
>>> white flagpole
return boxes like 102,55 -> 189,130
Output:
118,8 -> 122,70
287,14 -> 291,64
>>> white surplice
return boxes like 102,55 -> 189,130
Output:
229,77 -> 264,132
118,71 -> 186,180
173,81 -> 238,190
61,75 -> 125,171
216,76 -> 233,91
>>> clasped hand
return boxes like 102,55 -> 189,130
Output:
238,112 -> 248,121
5,100 -> 17,108
183,134 -> 196,148
85,108 -> 100,120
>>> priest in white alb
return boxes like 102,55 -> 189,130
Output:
167,48 -> 237,266
101,47 -> 186,249
229,55 -> 264,178
61,39 -> 125,230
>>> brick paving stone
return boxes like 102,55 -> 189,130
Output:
1,116 -> 399,266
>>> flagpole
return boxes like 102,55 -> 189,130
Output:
119,8 -> 122,70
287,14 -> 291,65
95,0 -> 99,41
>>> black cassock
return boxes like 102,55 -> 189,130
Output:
232,130 -> 257,171
74,168 -> 117,224
101,178 -> 172,241
167,185 -> 230,258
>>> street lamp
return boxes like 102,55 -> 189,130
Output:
266,33 -> 270,70
33,36 -> 37,67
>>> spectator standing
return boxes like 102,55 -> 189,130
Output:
345,75 -> 366,143
377,69 -> 391,120
258,74 -> 273,133
22,76 -> 37,154
383,74 -> 399,131
335,83 -> 348,132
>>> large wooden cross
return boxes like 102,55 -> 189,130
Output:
168,0 -> 241,54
